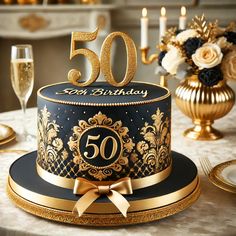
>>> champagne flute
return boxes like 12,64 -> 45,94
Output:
10,45 -> 34,141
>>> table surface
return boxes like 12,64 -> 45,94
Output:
0,103 -> 236,236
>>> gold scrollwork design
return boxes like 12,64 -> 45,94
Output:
68,112 -> 135,181
19,14 -> 49,32
37,106 -> 68,170
137,108 -> 171,172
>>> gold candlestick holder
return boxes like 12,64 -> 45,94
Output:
140,47 -> 158,65
140,47 -> 168,87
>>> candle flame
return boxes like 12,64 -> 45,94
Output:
142,8 -> 147,17
181,6 -> 186,16
161,7 -> 166,17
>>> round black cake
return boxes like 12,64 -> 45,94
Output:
36,81 -> 171,190
7,28 -> 200,226
7,80 -> 200,226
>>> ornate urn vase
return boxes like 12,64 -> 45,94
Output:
175,75 -> 235,140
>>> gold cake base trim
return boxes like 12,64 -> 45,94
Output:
8,175 -> 199,213
7,180 -> 200,226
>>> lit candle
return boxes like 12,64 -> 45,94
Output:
179,6 -> 187,30
159,7 -> 167,43
141,8 -> 149,48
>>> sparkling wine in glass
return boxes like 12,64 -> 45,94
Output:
11,45 -> 34,141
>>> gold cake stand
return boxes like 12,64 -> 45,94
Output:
7,179 -> 200,226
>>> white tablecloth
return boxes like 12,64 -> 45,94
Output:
0,104 -> 235,236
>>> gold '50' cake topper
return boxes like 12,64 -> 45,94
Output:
68,29 -> 137,87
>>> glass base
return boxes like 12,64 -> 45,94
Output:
183,120 -> 223,141
18,133 -> 36,142
16,132 -> 37,150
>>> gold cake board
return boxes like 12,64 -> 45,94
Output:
7,178 -> 200,227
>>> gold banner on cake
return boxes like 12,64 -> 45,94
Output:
73,177 -> 133,217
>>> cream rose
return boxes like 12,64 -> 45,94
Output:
176,29 -> 199,44
161,46 -> 185,75
192,43 -> 223,69
215,36 -> 232,49
221,48 -> 236,81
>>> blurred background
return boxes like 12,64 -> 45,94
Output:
0,0 -> 236,112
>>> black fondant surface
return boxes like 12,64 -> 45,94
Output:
38,82 -> 169,105
9,151 -> 198,203
37,87 -> 171,180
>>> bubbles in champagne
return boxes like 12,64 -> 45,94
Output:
10,58 -> 34,101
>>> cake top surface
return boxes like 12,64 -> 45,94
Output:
38,81 -> 170,106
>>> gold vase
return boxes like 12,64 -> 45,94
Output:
175,75 -> 235,140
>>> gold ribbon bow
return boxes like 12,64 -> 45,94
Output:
73,177 -> 133,217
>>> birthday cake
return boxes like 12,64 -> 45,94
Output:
7,30 -> 200,226
36,81 -> 172,189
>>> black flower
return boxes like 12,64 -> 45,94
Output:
225,31 -> 236,44
183,37 -> 204,58
158,50 -> 167,66
198,66 -> 223,87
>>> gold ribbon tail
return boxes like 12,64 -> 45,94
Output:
73,177 -> 133,217
73,190 -> 100,217
108,190 -> 130,217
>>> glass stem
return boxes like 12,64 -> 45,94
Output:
20,99 -> 27,140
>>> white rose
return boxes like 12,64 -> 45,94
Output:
215,36 -> 232,49
192,43 -> 223,69
176,29 -> 199,44
221,47 -> 236,81
161,46 -> 185,75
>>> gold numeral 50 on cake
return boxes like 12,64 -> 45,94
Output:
84,135 -> 118,160
68,29 -> 137,87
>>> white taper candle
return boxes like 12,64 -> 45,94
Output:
179,6 -> 187,30
141,8 -> 149,48
159,7 -> 167,44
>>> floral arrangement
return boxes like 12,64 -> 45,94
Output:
156,15 -> 236,86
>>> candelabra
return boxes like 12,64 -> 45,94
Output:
139,6 -> 187,88
140,47 -> 168,87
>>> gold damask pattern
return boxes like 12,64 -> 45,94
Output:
137,108 -> 171,173
37,106 -> 68,171
37,107 -> 170,180
68,112 -> 135,181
